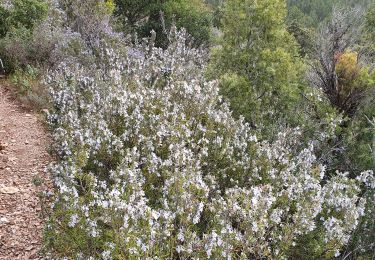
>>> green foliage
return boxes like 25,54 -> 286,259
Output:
287,226 -> 330,259
113,0 -> 153,31
164,0 -> 212,47
365,3 -> 375,52
114,0 -> 213,48
287,22 -> 314,57
0,6 -> 10,38
6,0 -> 48,31
342,182 -> 375,259
335,52 -> 374,111
10,65 -> 39,94
0,0 -> 48,38
0,0 -> 372,258
209,0 -> 305,138
305,10 -> 375,255
0,26 -> 32,70
0,0 -> 48,72
204,0 -> 224,28
9,65 -> 49,109
320,51 -> 375,174
287,0 -> 333,28
345,106 -> 375,173
287,0 -> 373,29
287,5 -> 315,29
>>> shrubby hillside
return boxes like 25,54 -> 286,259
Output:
287,0 -> 373,28
0,0 -> 374,259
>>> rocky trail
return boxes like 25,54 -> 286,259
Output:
0,83 -> 51,259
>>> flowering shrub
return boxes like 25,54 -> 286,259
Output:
44,28 -> 375,259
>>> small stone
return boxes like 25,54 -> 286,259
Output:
25,246 -> 34,251
0,217 -> 9,223
0,154 -> 8,162
25,140 -> 29,145
0,142 -> 7,151
8,157 -> 17,162
0,186 -> 19,194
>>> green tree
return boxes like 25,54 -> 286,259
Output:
6,0 -> 48,31
287,21 -> 314,57
114,0 -> 212,48
0,0 -> 48,38
287,5 -> 314,28
286,0 -> 373,29
0,6 -> 10,38
0,0 -> 48,35
209,0 -> 304,138
0,0 -> 48,71
113,0 -> 153,33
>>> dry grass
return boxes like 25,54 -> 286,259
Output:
2,72 -> 51,111
0,79 -> 10,105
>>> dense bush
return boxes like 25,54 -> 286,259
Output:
0,0 -> 369,258
0,5 -> 10,38
114,0 -> 213,48
286,0 -> 373,28
208,0 -> 306,139
5,0 -> 48,31
0,0 -> 49,71
44,27 -> 375,258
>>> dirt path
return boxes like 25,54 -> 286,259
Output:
0,84 -> 51,259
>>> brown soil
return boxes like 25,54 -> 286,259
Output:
0,83 -> 51,259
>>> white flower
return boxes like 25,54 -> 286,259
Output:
68,214 -> 78,227
102,250 -> 111,260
